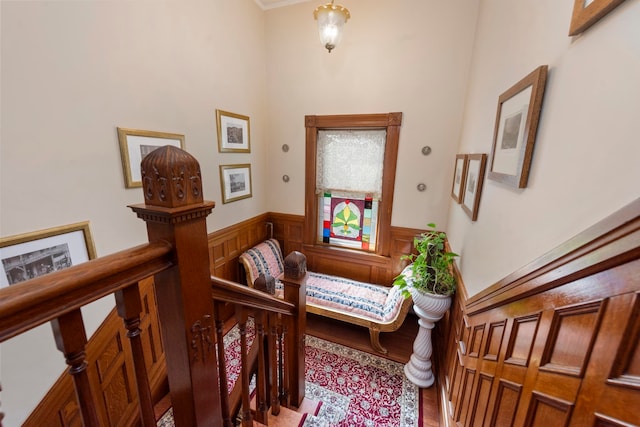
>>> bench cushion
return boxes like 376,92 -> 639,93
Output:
240,239 -> 404,324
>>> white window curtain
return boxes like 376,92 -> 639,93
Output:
316,129 -> 387,199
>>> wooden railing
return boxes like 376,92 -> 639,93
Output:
0,146 -> 306,426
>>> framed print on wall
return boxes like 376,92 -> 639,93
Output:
117,127 -> 185,188
0,221 -> 97,288
569,0 -> 626,36
216,109 -> 251,153
219,164 -> 252,204
462,154 -> 487,222
451,154 -> 468,204
488,65 -> 548,189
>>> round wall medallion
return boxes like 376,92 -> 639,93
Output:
282,175 -> 290,183
282,144 -> 289,152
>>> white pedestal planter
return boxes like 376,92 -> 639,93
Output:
404,289 -> 452,388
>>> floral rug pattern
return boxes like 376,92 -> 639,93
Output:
158,324 -> 419,427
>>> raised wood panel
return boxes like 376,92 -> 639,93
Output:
491,379 -> 521,426
102,362 -> 134,425
524,392 -> 573,427
469,373 -> 493,427
505,314 -> 540,366
540,300 -> 605,377
484,321 -> 505,361
455,368 -> 476,424
438,199 -> 640,427
468,324 -> 485,358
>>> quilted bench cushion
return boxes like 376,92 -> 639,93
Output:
240,238 -> 404,324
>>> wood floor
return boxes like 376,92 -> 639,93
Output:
306,312 -> 442,427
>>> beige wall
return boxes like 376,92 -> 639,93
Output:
264,0 -> 480,229
446,0 -> 640,296
0,1 -> 268,424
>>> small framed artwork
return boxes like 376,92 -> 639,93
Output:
462,154 -> 487,222
569,0 -> 626,36
488,65 -> 548,189
117,127 -> 185,188
216,109 -> 251,153
0,222 -> 97,288
451,154 -> 468,204
219,164 -> 252,204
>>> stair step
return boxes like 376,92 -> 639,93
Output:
250,396 -> 324,427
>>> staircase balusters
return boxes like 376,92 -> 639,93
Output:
214,301 -> 233,427
115,284 -> 156,426
269,316 -> 281,416
280,323 -> 289,407
254,310 -> 269,423
51,309 -> 101,426
236,308 -> 253,427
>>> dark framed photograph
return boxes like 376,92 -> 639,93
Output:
569,0 -> 626,36
488,65 -> 548,189
219,164 -> 252,204
451,154 -> 468,204
216,109 -> 251,153
0,222 -> 97,287
462,154 -> 487,222
117,127 -> 185,188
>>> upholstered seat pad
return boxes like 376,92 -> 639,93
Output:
285,272 -> 404,323
239,238 -> 404,324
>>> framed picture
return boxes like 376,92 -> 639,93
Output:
451,154 -> 468,204
569,0 -> 626,36
488,65 -> 548,189
462,154 -> 487,222
219,164 -> 252,204
117,127 -> 185,188
0,222 -> 97,288
216,109 -> 251,153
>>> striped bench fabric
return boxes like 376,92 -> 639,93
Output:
239,239 -> 411,354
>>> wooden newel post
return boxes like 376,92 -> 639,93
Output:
129,146 -> 221,427
280,251 -> 307,407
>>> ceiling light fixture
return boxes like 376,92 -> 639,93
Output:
313,0 -> 350,53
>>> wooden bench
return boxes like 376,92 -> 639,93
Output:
239,239 -> 412,354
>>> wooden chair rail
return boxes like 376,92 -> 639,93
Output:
0,240 -> 174,342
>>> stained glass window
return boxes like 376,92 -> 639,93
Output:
315,129 -> 385,251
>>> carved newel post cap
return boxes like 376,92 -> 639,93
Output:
284,251 -> 307,279
254,273 -> 276,295
141,145 -> 203,207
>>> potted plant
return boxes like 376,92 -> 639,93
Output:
394,223 -> 458,388
393,223 -> 458,297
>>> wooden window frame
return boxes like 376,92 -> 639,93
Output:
304,112 -> 402,257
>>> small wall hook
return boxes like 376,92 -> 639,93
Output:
417,183 -> 426,192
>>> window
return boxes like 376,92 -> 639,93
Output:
304,113 -> 402,257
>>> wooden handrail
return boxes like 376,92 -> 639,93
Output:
0,240 -> 173,342
210,276 -> 295,315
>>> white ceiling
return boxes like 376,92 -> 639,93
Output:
253,0 -> 312,10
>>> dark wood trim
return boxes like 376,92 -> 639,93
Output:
303,112 -> 403,257
438,198 -> 640,427
466,198 -> 640,315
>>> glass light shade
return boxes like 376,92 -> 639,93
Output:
313,2 -> 350,53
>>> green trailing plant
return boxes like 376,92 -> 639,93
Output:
393,223 -> 458,297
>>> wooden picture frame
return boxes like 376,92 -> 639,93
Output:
0,222 -> 97,287
462,154 -> 487,222
117,127 -> 185,188
569,0 -> 626,36
216,110 -> 251,153
451,154 -> 468,204
219,164 -> 252,204
488,65 -> 548,189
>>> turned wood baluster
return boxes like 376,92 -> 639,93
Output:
279,323 -> 289,407
51,309 -> 101,426
236,308 -> 253,427
114,284 -> 155,426
213,301 -> 233,427
254,310 -> 269,424
280,251 -> 307,407
269,315 -> 280,416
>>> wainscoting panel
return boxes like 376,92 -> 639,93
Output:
437,199 -> 640,427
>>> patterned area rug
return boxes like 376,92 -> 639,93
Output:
157,322 -> 419,427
